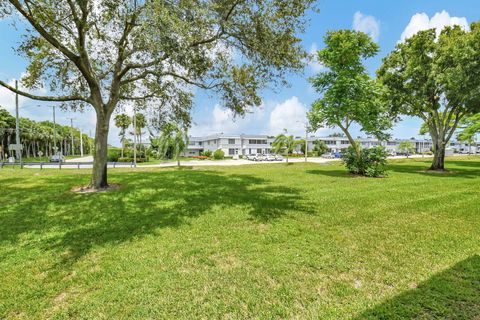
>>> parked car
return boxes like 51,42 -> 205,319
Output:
49,154 -> 65,163
265,154 -> 276,161
246,154 -> 256,161
274,154 -> 284,161
321,153 -> 334,159
334,152 -> 342,159
255,153 -> 265,161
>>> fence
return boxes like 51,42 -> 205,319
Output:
0,161 -> 136,169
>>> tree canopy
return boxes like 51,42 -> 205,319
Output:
378,23 -> 480,170
0,0 -> 316,189
308,29 -> 393,158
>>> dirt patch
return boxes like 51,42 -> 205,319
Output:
71,183 -> 121,193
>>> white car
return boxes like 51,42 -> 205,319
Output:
274,154 -> 284,161
255,154 -> 265,161
264,154 -> 276,161
246,154 -> 256,161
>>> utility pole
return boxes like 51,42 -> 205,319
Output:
89,130 -> 93,155
53,106 -> 57,155
305,123 -> 308,163
133,106 -> 137,166
80,128 -> 84,157
15,80 -> 22,167
67,117 -> 75,156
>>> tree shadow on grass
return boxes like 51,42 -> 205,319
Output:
305,159 -> 480,179
0,169 -> 311,264
356,255 -> 480,319
385,160 -> 480,179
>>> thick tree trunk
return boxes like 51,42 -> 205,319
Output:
91,111 -> 111,189
430,139 -> 445,170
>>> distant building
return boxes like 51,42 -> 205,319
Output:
182,133 -> 478,157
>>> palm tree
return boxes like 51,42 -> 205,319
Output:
114,113 -> 131,158
272,132 -> 300,163
158,123 -> 188,167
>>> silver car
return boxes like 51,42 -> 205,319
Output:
49,154 -> 65,163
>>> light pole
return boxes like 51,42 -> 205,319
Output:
297,120 -> 309,162
80,128 -> 84,157
133,106 -> 137,166
67,117 -> 75,156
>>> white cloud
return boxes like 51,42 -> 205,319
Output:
353,12 -> 380,42
308,43 -> 325,73
0,79 -> 28,113
400,10 -> 469,42
268,96 -> 307,136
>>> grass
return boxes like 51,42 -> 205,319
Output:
0,157 -> 479,319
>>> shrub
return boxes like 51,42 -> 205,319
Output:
118,157 -> 148,163
202,150 -> 213,157
107,148 -> 122,162
213,149 -> 224,160
192,156 -> 208,160
342,146 -> 388,177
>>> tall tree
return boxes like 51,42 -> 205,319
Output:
308,30 -> 392,161
157,123 -> 188,167
0,0 -> 315,189
378,24 -> 480,170
272,132 -> 299,163
114,113 -> 131,158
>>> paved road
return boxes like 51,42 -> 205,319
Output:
19,153 -> 477,170
66,155 -> 94,163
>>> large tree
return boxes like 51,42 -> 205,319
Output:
308,30 -> 392,160
0,0 -> 315,189
378,23 -> 480,170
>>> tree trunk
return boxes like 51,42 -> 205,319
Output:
177,157 -> 180,167
430,139 -> 445,170
91,111 -> 111,189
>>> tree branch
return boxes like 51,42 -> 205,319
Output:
0,80 -> 88,102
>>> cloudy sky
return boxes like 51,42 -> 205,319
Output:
0,0 -> 478,146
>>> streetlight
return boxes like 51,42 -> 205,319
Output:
66,117 -> 75,156
297,120 -> 309,163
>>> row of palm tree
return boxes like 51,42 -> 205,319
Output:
0,107 -> 93,160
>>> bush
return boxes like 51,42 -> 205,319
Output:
192,156 -> 208,160
202,150 -> 213,157
342,146 -> 388,177
118,157 -> 148,163
107,148 -> 122,162
213,149 -> 224,160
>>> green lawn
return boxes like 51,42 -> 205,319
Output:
0,157 -> 479,319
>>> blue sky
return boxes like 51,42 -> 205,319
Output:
1,0 -> 479,145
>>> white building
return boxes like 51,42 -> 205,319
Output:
183,133 -> 477,157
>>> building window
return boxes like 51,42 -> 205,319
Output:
228,148 -> 235,155
341,140 -> 350,145
228,139 -> 235,144
248,139 -> 267,144
257,148 -> 262,154
325,140 -> 336,145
